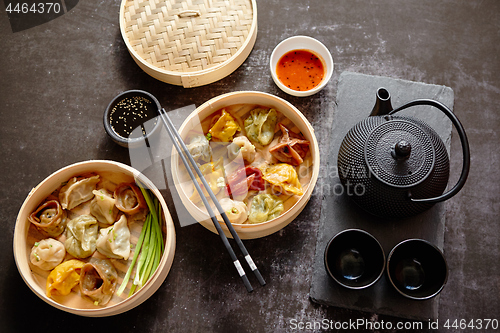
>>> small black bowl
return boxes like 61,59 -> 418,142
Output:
104,90 -> 161,148
387,239 -> 448,300
324,229 -> 385,289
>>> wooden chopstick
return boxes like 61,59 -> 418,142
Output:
157,108 -> 266,291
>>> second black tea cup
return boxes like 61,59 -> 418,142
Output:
387,239 -> 448,300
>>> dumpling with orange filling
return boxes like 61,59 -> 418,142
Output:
189,158 -> 225,204
262,163 -> 303,196
208,109 -> 240,142
46,259 -> 85,298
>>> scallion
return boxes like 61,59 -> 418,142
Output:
115,183 -> 165,297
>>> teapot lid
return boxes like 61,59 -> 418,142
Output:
364,118 -> 435,188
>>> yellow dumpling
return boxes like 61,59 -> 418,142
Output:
263,163 -> 303,196
208,109 -> 240,142
190,160 -> 225,204
46,259 -> 85,297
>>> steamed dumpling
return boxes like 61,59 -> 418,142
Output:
187,135 -> 212,164
64,215 -> 98,258
189,159 -> 225,204
244,108 -> 278,146
114,183 -> 148,215
96,215 -> 131,260
225,165 -> 265,200
227,136 -> 256,163
90,189 -> 119,224
247,194 -> 284,224
30,238 -> 66,271
28,200 -> 67,237
262,163 -> 304,196
219,198 -> 248,224
79,258 -> 117,306
46,259 -> 85,298
269,123 -> 310,166
208,109 -> 240,142
59,175 -> 100,210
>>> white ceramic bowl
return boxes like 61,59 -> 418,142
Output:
270,36 -> 334,97
13,160 -> 176,317
171,91 -> 320,239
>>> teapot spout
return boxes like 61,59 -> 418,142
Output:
370,87 -> 393,116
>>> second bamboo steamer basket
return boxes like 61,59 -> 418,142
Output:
119,0 -> 257,88
170,91 -> 320,239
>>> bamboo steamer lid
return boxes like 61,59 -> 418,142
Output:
119,0 -> 258,88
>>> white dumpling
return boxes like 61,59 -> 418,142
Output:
219,198 -> 248,224
90,189 -> 119,224
30,238 -> 66,271
227,136 -> 256,163
187,135 -> 212,164
96,215 -> 131,260
59,175 -> 100,210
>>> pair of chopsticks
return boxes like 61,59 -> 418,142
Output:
157,108 -> 266,292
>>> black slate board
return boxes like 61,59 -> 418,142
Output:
309,72 -> 454,321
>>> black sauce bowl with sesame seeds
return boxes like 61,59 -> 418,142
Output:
104,90 -> 161,148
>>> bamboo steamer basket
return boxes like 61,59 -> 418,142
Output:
119,0 -> 257,88
13,160 -> 176,317
171,91 -> 320,239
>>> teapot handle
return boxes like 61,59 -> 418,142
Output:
389,99 -> 470,203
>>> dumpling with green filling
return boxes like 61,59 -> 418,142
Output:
64,214 -> 98,258
244,108 -> 278,146
248,194 -> 284,224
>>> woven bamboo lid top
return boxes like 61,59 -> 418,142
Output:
121,0 -> 256,76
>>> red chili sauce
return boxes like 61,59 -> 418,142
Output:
276,49 -> 325,91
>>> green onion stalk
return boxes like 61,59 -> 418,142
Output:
116,183 -> 164,297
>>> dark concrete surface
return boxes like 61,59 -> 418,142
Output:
1,1 -> 498,332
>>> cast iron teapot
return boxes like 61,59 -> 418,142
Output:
337,88 -> 470,218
